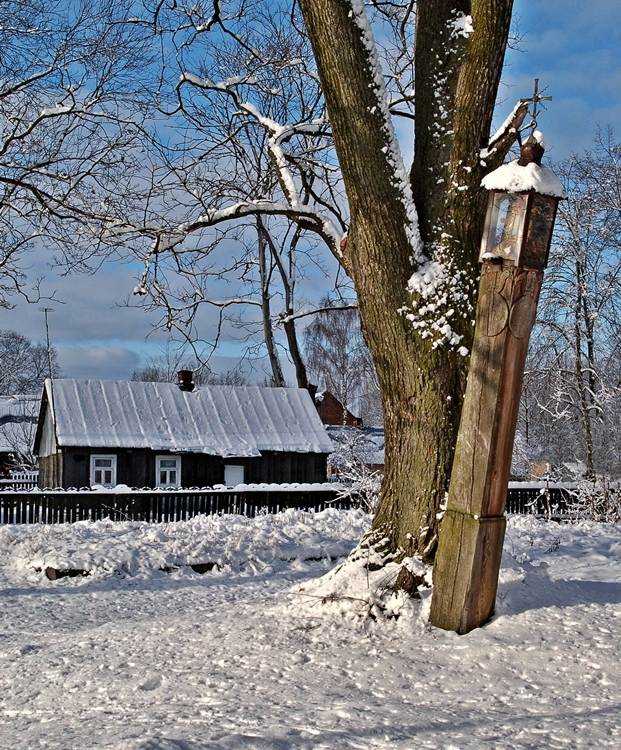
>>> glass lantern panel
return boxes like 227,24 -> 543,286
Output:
485,193 -> 527,263
521,194 -> 558,270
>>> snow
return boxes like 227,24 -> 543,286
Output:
0,393 -> 40,419
349,0 -> 424,265
450,13 -> 474,39
482,159 -> 565,198
40,105 -> 72,117
482,101 -> 525,161
41,481 -> 340,494
2,510 -> 621,748
194,199 -> 342,255
41,379 -> 333,457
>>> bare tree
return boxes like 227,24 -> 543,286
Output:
294,0 -> 526,560
0,0 -> 155,305
303,302 -> 376,418
522,134 -> 621,478
0,395 -> 40,470
115,1 -> 348,386
4,0 -> 527,563
115,0 -> 526,560
0,330 -> 60,394
131,340 -> 248,386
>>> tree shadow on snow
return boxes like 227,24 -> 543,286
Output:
495,564 -> 621,617
0,560 -> 328,600
132,703 -> 621,750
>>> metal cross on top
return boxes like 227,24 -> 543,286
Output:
520,78 -> 552,134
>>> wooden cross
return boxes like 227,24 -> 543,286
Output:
520,78 -> 552,129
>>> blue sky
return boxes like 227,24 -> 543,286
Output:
501,0 -> 621,158
1,0 -> 620,383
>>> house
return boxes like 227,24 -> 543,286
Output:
313,390 -> 362,427
34,376 -> 334,490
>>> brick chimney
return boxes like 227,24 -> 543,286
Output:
177,370 -> 195,392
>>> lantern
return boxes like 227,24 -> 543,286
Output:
479,133 -> 564,270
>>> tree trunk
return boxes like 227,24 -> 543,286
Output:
259,221 -> 310,390
283,318 -> 309,390
574,258 -> 595,477
298,0 -> 520,561
257,218 -> 286,387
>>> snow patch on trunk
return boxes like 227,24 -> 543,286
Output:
349,0 -> 424,265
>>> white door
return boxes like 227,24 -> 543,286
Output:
224,464 -> 244,487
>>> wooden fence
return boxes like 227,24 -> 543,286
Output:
0,488 -> 349,525
0,471 -> 39,491
505,484 -> 575,515
0,483 -> 599,526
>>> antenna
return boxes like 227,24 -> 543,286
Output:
38,307 -> 56,422
38,307 -> 55,381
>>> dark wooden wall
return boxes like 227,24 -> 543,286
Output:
54,447 -> 329,489
39,454 -> 63,488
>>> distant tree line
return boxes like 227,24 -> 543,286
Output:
0,330 -> 60,395
130,341 -> 248,387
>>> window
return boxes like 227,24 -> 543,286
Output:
224,464 -> 244,487
91,455 -> 117,487
156,455 -> 181,488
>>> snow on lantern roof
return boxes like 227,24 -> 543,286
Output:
41,379 -> 334,457
481,159 -> 565,198
482,130 -> 564,198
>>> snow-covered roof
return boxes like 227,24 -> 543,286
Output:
481,159 -> 565,198
41,379 -> 333,457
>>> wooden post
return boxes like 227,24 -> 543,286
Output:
430,259 -> 543,633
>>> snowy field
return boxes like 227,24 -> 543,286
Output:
1,509 -> 621,749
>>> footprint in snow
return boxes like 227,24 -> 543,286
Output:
138,674 -> 163,691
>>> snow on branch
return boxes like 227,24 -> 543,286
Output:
176,72 -> 340,253
277,304 -> 358,325
349,0 -> 424,266
449,12 -> 474,39
481,100 -> 530,168
185,200 -> 341,255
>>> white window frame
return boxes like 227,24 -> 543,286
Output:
90,454 -> 117,488
156,455 -> 181,488
224,464 -> 245,487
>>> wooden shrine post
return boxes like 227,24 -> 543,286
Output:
429,133 -> 563,634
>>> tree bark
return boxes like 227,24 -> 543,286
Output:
284,317 -> 309,390
298,0 -> 521,560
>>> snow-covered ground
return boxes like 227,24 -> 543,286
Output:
1,509 -> 621,749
